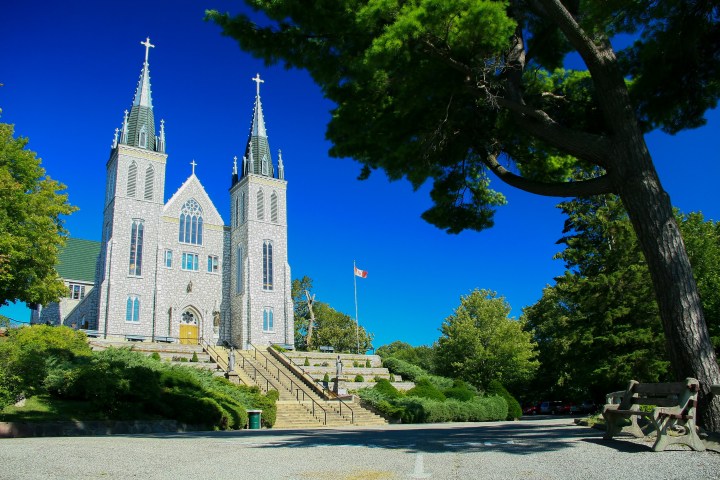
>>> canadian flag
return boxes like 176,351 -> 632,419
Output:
354,266 -> 368,278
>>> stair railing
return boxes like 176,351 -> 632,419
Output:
250,344 -> 328,425
200,339 -> 228,371
267,344 -> 355,425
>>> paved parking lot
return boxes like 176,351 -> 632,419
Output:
1,418 -> 719,479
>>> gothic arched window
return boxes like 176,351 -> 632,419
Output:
139,125 -> 147,148
126,296 -> 140,322
262,240 -> 273,290
144,165 -> 154,200
128,219 -> 144,276
270,191 -> 278,223
179,198 -> 203,245
127,162 -> 137,198
257,190 -> 264,221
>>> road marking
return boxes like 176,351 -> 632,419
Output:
408,453 -> 431,479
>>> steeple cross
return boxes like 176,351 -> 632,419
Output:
190,159 -> 197,175
141,37 -> 155,63
252,73 -> 264,96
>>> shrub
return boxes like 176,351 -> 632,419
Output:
150,352 -> 161,361
253,389 -> 279,428
389,373 -> 395,382
382,357 -> 453,390
486,380 -> 522,420
322,373 -> 330,383
0,325 -> 91,396
180,357 -> 188,363
303,357 -> 310,366
406,378 -> 445,401
443,380 -> 476,402
190,352 -> 199,363
353,360 -> 359,367
354,375 -> 364,382
373,378 -> 401,399
365,359 -> 371,368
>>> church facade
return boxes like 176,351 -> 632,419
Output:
32,39 -> 294,349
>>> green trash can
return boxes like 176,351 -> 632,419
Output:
247,409 -> 262,429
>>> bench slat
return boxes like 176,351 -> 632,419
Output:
633,397 -> 680,408
633,382 -> 687,395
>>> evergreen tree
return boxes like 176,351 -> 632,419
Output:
208,0 -> 720,428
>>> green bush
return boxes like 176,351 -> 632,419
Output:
253,389 -> 279,428
443,380 -> 477,402
382,357 -> 453,390
406,378 -> 446,401
322,373 -> 330,383
179,357 -> 188,363
389,373 -> 395,382
486,380 -> 522,420
150,352 -> 161,361
354,375 -> 364,382
365,359 -> 371,368
353,360 -> 359,368
373,378 -> 401,399
191,352 -> 199,363
304,357 -> 310,366
0,325 -> 91,397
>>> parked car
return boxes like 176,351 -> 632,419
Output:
539,400 -> 565,415
523,403 -> 540,415
570,400 -> 597,415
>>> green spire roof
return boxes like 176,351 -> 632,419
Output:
56,238 -> 101,283
119,38 -> 162,152
245,74 -> 274,177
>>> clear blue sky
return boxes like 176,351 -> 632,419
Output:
1,1 -> 719,348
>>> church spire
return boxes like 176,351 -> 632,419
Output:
245,73 -> 273,177
118,37 -> 160,151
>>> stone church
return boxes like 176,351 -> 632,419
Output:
31,38 -> 294,349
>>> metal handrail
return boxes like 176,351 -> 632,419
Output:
249,344 -> 329,425
200,339 -> 228,371
266,344 -> 355,424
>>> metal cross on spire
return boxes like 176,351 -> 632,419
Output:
252,73 -> 264,96
141,37 -> 155,63
190,159 -> 197,175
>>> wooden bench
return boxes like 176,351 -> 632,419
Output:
602,377 -> 705,452
319,346 -> 334,353
124,334 -> 145,342
154,336 -> 174,343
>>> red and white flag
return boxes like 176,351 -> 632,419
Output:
354,266 -> 368,278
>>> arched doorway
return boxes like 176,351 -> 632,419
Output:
179,308 -> 199,345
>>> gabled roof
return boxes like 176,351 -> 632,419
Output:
57,238 -> 101,283
164,173 -> 225,225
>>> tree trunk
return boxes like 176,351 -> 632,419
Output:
613,141 -> 720,432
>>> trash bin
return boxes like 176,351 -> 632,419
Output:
247,409 -> 262,429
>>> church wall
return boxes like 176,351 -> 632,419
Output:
155,180 -> 224,344
230,174 -> 292,349
96,145 -> 166,339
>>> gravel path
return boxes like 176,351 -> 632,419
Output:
1,418 -> 718,479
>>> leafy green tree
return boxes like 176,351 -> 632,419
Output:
376,340 -> 436,372
291,276 -> 374,352
0,121 -> 76,306
311,301 -> 373,353
435,289 -> 538,389
208,1 -> 720,428
524,195 -> 720,402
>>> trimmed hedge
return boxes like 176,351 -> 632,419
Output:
382,357 -> 453,389
357,387 -> 507,423
486,380 -> 522,420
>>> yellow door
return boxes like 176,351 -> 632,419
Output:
179,324 -> 198,345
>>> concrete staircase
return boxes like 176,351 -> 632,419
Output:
237,347 -> 387,429
87,338 -> 221,371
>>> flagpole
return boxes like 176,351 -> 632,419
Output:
354,260 -> 360,354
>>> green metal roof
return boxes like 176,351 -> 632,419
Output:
56,238 -> 100,283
